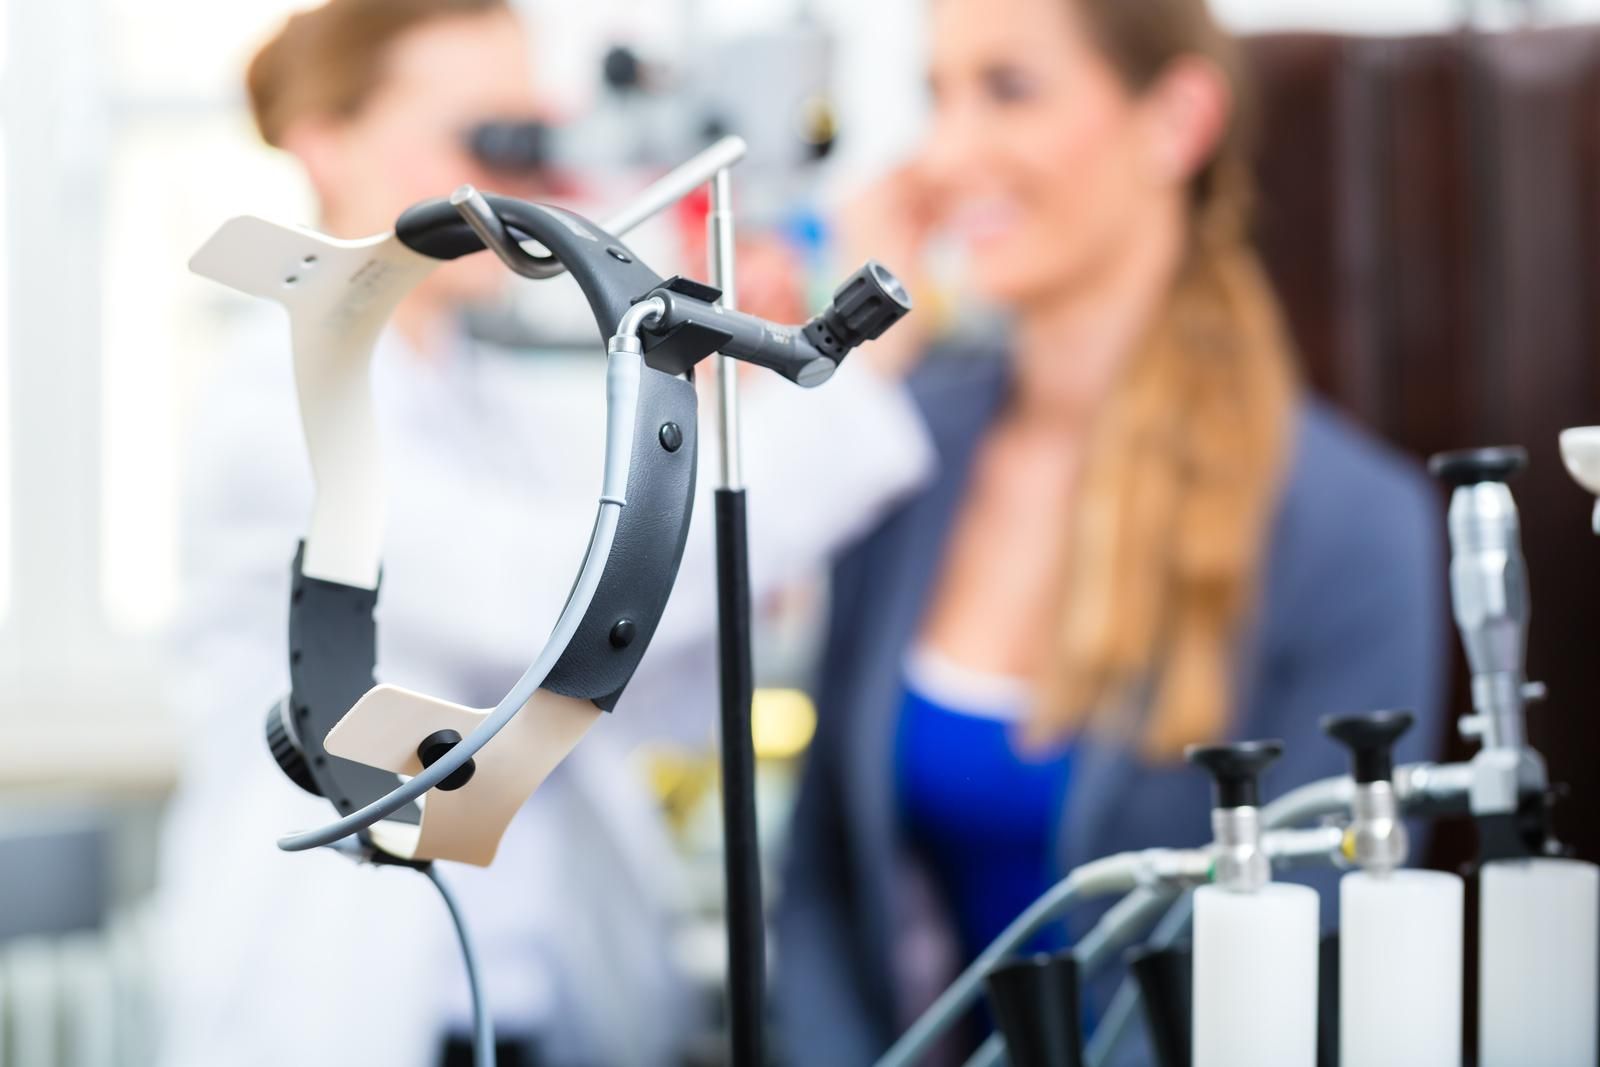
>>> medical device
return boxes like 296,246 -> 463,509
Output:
882,442 -> 1598,1067
1326,710 -> 1463,1067
1430,446 -> 1598,1067
1186,741 -> 1319,1067
190,136 -> 911,1067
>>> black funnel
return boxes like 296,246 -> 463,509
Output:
985,950 -> 1085,1067
1128,943 -> 1192,1067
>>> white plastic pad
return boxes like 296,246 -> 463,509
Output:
324,685 -> 600,866
189,218 -> 438,589
189,215 -> 614,867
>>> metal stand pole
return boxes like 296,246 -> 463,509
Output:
709,166 -> 766,1067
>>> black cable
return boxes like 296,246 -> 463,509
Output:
714,487 -> 766,1066
424,863 -> 497,1067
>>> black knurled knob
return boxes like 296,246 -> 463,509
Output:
265,698 -> 323,797
813,261 -> 914,354
1185,740 -> 1285,809
1427,447 -> 1528,487
1321,710 -> 1414,784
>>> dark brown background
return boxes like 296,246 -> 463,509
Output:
1246,27 -> 1600,1056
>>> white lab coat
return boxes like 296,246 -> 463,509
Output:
154,310 -> 935,1067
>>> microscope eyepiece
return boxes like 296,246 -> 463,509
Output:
466,120 -> 556,173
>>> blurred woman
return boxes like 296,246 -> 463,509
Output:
156,1 -> 936,1065
777,0 -> 1446,1060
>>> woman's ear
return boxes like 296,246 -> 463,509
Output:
1139,56 -> 1233,187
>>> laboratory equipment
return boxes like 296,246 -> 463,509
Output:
189,135 -> 912,1067
1187,741 -> 1319,1067
1431,446 -> 1598,1065
1324,711 -> 1462,1067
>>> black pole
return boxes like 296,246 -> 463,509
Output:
715,485 -> 765,1066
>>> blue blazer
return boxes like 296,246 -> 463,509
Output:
774,351 -> 1449,1065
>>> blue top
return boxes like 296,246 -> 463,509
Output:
894,661 -> 1074,961
775,351 -> 1449,1067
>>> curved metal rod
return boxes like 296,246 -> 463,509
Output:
450,136 -> 750,281
451,184 -> 558,279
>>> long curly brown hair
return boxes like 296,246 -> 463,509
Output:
1033,0 -> 1297,759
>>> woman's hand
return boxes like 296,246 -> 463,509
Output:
837,161 -> 940,380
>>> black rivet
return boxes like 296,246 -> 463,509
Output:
609,619 -> 637,649
659,422 -> 683,452
607,246 -> 632,263
417,729 -> 476,791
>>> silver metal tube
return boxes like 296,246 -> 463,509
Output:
1261,774 -> 1355,830
1263,825 -> 1349,871
1211,805 -> 1269,892
1346,780 -> 1408,874
452,184 -> 556,281
608,135 -> 748,237
453,137 -> 750,281
1445,480 -> 1530,751
709,166 -> 744,490
1396,760 -> 1472,810
608,297 -> 667,356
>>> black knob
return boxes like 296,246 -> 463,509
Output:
1186,740 -> 1284,809
417,730 -> 477,792
266,698 -> 322,797
1428,447 -> 1528,487
1321,710 -> 1414,784
804,261 -> 914,359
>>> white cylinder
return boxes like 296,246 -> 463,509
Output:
1480,858 -> 1599,1067
1340,870 -> 1463,1067
1193,882 -> 1320,1067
